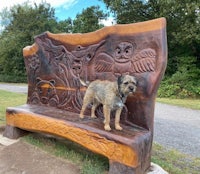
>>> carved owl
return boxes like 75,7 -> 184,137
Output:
114,42 -> 134,63
113,42 -> 134,75
95,41 -> 156,76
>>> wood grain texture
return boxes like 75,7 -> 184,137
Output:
23,18 -> 166,56
23,43 -> 38,57
4,17 -> 168,174
47,18 -> 166,46
6,107 -> 138,168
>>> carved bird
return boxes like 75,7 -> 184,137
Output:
95,41 -> 156,76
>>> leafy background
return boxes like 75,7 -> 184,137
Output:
0,0 -> 199,98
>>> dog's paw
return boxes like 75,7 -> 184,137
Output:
91,115 -> 97,119
115,125 -> 123,131
79,115 -> 84,119
104,125 -> 111,131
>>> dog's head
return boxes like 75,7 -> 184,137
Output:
117,75 -> 137,96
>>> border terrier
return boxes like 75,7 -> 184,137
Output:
79,75 -> 137,131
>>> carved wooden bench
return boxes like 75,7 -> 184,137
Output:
3,18 -> 167,174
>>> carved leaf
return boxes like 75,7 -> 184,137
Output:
132,48 -> 156,73
95,53 -> 114,72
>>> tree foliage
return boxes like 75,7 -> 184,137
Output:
0,2 -> 58,78
158,56 -> 200,98
0,1 -> 199,98
102,0 -> 200,74
73,6 -> 107,33
56,17 -> 73,33
0,2 -> 107,81
102,0 -> 200,98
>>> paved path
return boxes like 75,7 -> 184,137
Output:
0,83 -> 28,93
0,83 -> 200,157
0,131 -> 80,174
154,103 -> 200,157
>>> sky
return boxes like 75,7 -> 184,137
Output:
0,0 -> 115,26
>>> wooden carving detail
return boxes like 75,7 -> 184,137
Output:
24,32 -> 159,120
25,37 -> 107,113
132,48 -> 156,73
6,108 -> 138,167
95,42 -> 156,76
6,18 -> 167,174
30,78 -> 59,107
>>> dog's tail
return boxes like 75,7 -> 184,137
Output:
79,78 -> 90,87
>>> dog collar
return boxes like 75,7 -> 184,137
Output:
118,90 -> 125,103
117,83 -> 125,102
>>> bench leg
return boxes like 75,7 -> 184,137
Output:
109,160 -> 138,174
3,125 -> 28,139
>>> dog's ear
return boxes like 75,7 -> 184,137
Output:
117,75 -> 124,86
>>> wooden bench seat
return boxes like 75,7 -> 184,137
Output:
4,17 -> 167,174
5,104 -> 150,169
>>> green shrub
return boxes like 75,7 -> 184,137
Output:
158,56 -> 200,99
0,74 -> 27,83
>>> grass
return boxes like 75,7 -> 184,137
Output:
1,89 -> 200,173
156,98 -> 200,110
22,133 -> 200,174
0,89 -> 27,125
23,133 -> 109,174
152,143 -> 200,174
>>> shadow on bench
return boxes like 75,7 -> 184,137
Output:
4,17 -> 167,174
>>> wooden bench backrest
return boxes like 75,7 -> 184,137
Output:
23,18 -> 167,131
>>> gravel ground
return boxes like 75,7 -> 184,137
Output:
0,83 -> 200,157
154,102 -> 200,157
